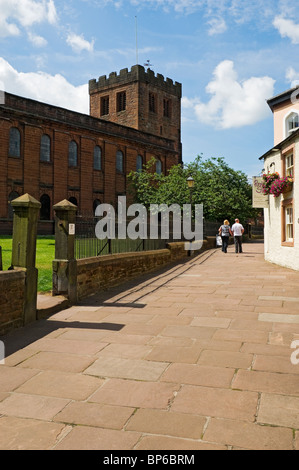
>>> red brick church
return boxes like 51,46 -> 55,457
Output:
0,65 -> 182,233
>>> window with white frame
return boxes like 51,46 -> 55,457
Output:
285,205 -> 294,242
285,153 -> 294,177
286,112 -> 299,137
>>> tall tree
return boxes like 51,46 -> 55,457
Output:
128,155 -> 257,223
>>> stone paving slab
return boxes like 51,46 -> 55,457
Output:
89,379 -> 180,409
0,416 -> 67,450
54,402 -> 135,430
171,385 -> 259,422
257,393 -> 299,428
126,409 -> 207,439
0,393 -> 70,421
203,418 -> 293,451
2,242 -> 299,450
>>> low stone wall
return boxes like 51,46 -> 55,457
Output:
76,240 -> 215,300
0,269 -> 26,335
77,249 -> 169,300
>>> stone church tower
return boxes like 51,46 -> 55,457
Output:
89,65 -> 182,162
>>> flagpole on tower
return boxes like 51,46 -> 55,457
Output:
135,16 -> 138,65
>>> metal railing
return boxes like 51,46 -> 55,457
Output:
74,215 -> 168,260
74,214 -> 236,260
75,236 -> 167,260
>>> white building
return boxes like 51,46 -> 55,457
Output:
260,86 -> 299,270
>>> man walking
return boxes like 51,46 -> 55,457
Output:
231,218 -> 244,254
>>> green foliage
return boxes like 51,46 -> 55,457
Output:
127,155 -> 257,223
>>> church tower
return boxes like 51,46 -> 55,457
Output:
89,65 -> 182,160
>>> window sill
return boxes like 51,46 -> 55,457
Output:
281,241 -> 294,247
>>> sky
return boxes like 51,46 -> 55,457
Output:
0,0 -> 299,179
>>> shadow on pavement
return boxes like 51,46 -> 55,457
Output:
1,320 -> 125,358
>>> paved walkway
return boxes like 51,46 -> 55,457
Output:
1,242 -> 299,450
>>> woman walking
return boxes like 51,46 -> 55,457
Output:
218,220 -> 232,253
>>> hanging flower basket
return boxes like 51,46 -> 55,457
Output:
282,179 -> 293,194
262,172 -> 280,195
269,176 -> 294,198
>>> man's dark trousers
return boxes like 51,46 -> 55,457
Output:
234,236 -> 243,253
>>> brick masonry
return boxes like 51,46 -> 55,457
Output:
0,65 -> 182,233
89,65 -> 182,155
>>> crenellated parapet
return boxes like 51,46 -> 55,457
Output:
89,65 -> 182,97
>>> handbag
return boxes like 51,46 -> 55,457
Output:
216,234 -> 222,247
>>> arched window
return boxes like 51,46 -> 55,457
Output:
286,112 -> 299,137
94,146 -> 102,170
136,155 -> 143,172
9,127 -> 21,157
156,159 -> 162,175
40,134 -> 51,162
8,191 -> 19,219
69,197 -> 78,206
116,150 -> 124,173
69,141 -> 78,167
40,194 -> 51,220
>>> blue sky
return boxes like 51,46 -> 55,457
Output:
1,0 -> 299,178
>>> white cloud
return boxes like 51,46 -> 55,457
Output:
27,32 -> 48,47
66,33 -> 95,53
207,17 -> 227,35
0,0 -> 58,37
182,96 -> 201,109
47,0 -> 58,24
111,0 -> 276,20
190,60 -> 275,129
273,16 -> 299,44
286,67 -> 299,87
0,57 -> 89,114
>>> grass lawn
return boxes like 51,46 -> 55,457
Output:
0,236 -> 55,293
